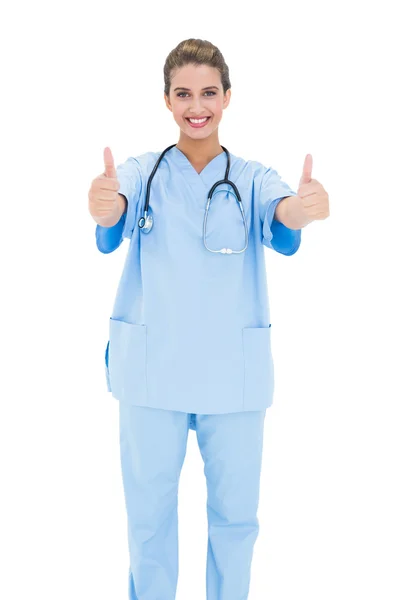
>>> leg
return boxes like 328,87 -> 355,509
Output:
119,402 -> 190,600
195,409 -> 267,600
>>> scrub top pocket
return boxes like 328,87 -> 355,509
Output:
242,325 -> 275,410
108,318 -> 147,405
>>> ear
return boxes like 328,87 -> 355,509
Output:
164,93 -> 172,112
223,89 -> 231,109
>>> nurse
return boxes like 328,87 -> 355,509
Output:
89,38 -> 329,600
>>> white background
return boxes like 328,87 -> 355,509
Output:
1,0 -> 399,598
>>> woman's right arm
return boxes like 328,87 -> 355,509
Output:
94,194 -> 128,254
90,148 -> 143,254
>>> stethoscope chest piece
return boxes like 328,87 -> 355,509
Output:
138,208 -> 153,233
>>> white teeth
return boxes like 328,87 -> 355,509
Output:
188,117 -> 208,123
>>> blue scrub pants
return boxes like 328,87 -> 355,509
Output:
119,402 -> 267,600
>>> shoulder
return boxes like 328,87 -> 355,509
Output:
229,152 -> 269,183
122,151 -> 160,173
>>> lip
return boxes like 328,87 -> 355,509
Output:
185,116 -> 211,128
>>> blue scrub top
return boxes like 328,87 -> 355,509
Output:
97,146 -> 301,414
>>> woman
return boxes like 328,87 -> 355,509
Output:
89,38 -> 328,600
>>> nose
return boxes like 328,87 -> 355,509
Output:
189,98 -> 205,114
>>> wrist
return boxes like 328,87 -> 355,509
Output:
283,195 -> 312,230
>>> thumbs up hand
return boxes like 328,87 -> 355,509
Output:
88,147 -> 125,226
279,154 -> 330,230
295,154 -> 330,227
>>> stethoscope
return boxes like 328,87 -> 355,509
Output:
137,143 -> 248,254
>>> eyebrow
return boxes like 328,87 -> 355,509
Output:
173,86 -> 219,91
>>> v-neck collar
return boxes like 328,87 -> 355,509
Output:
170,145 -> 229,193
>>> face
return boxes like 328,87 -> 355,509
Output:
164,63 -> 231,139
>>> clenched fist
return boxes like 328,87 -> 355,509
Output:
88,147 -> 126,226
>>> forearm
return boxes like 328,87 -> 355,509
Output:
93,193 -> 127,227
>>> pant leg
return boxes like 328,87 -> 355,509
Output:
195,409 -> 267,600
119,402 -> 190,600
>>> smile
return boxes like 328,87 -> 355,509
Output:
186,117 -> 211,128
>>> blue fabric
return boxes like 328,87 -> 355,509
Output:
95,211 -> 126,254
266,196 -> 302,256
119,402 -> 267,600
98,146 -> 301,413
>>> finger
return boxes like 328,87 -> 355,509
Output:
299,154 -> 313,186
96,177 -> 120,191
103,146 -> 117,178
89,189 -> 118,203
298,188 -> 318,200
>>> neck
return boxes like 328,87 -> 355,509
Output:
176,133 -> 223,163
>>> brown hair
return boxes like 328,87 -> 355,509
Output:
163,38 -> 231,97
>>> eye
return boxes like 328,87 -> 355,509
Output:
177,91 -> 216,98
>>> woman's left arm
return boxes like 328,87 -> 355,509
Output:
275,154 -> 330,229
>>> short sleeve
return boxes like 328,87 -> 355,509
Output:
95,156 -> 143,253
259,166 -> 302,256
